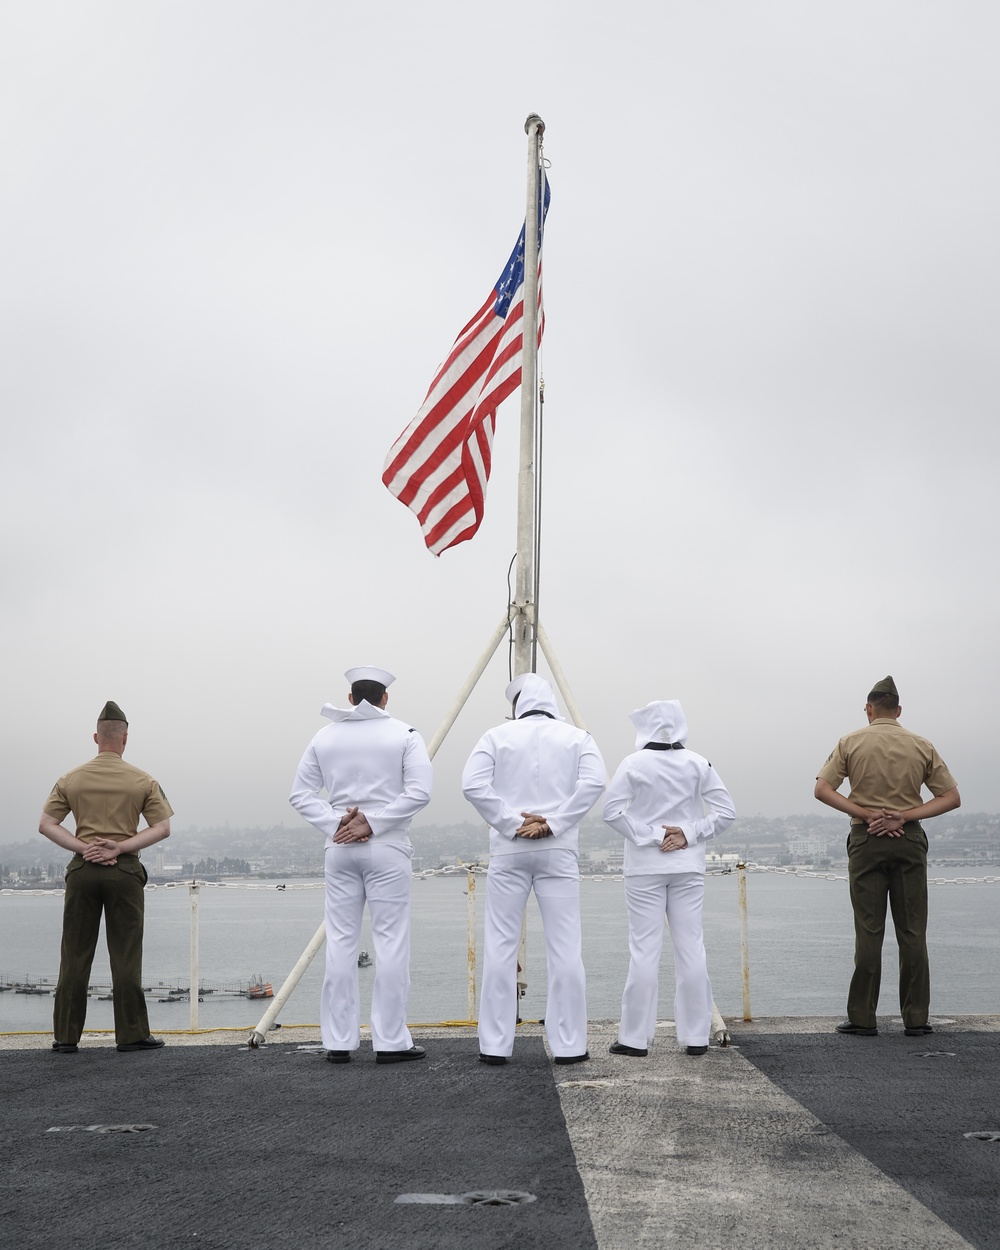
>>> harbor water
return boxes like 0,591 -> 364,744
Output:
2,871 -> 998,1035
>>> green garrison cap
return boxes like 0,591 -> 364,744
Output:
867,675 -> 899,702
97,700 -> 128,724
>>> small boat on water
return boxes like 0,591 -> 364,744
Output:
159,987 -> 191,1002
357,951 -> 373,968
245,980 -> 273,999
15,986 -> 49,995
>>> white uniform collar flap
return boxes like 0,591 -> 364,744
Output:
628,700 -> 688,750
320,701 -> 391,723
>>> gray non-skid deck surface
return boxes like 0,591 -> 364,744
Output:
2,1036 -> 596,1250
737,1031 -> 1000,1250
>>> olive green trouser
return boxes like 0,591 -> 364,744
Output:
846,822 -> 929,1030
53,855 -> 150,1046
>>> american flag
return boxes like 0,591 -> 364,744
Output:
382,176 -> 551,555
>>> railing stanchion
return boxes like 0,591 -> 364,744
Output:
466,867 -> 477,1022
738,862 -> 751,1021
189,880 -> 201,1030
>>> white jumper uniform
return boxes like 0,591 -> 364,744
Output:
289,700 -> 432,1053
462,675 -> 606,1059
602,701 -> 735,1050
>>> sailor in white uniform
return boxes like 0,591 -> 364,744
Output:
462,674 -> 606,1065
602,700 -> 735,1056
289,666 -> 432,1065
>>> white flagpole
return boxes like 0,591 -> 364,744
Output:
512,114 -> 544,678
510,114 -> 544,1026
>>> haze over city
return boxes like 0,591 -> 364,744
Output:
3,2 -> 998,844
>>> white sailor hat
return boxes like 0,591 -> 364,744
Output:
344,665 -> 396,687
504,672 -> 533,704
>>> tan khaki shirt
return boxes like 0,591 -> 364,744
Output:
43,751 -> 174,845
817,719 -> 957,813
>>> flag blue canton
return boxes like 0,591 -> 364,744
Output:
493,232 -> 525,318
492,178 -> 551,318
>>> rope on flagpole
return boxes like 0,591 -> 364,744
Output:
506,552 -> 517,684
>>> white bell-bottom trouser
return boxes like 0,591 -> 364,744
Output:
321,841 -> 413,1053
619,872 -> 712,1050
479,847 -> 587,1059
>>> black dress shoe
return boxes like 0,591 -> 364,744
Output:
686,1045 -> 708,1056
904,1024 -> 934,1036
117,1036 -> 166,1052
325,1050 -> 351,1063
835,1020 -> 878,1036
375,1045 -> 425,1065
479,1053 -> 508,1065
52,1042 -> 78,1054
609,1042 -> 647,1057
553,1052 -> 590,1065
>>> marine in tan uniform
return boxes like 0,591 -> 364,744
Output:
814,676 -> 960,1037
38,701 -> 173,1053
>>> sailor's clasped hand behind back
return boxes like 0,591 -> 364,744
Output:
659,826 -> 688,852
516,812 -> 552,839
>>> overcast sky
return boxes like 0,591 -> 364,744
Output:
2,1 -> 997,843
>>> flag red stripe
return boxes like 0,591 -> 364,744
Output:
382,325 -> 505,491
382,244 -> 545,555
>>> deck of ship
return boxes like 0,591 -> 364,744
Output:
3,1016 -> 998,1249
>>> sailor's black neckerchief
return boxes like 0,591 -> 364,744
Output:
518,709 -> 555,719
643,741 -> 685,750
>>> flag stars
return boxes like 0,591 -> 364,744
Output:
494,233 -> 526,318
